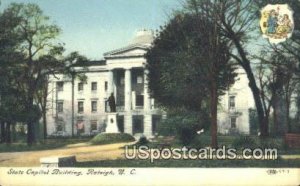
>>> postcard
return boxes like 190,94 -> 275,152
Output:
0,0 -> 299,186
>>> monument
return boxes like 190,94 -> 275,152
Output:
105,93 -> 119,133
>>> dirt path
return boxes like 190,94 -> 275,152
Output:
1,142 -> 299,167
0,142 -> 134,167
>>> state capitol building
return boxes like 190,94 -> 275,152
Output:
46,30 -> 254,138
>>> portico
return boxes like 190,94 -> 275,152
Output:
103,30 -> 157,137
105,66 -> 153,136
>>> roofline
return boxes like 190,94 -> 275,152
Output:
104,54 -> 146,60
72,60 -> 106,67
103,43 -> 151,57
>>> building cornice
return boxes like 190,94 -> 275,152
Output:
103,43 -> 151,58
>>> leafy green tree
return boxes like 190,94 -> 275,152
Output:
146,12 -> 236,148
1,3 -> 65,145
182,0 -> 279,137
0,2 -> 25,143
255,0 -> 300,134
254,49 -> 299,136
0,3 -> 89,143
52,51 -> 88,138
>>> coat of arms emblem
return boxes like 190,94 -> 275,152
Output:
260,4 -> 294,44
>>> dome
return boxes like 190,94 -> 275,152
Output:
130,29 -> 154,45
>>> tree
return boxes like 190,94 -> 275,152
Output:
182,0 -> 280,137
257,0 -> 300,132
254,52 -> 287,136
59,51 -> 88,137
253,0 -> 300,135
0,3 -> 89,143
0,2 -> 25,143
2,3 -> 65,145
255,0 -> 300,134
146,12 -> 236,148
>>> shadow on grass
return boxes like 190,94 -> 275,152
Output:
75,158 -> 300,168
0,138 -> 91,153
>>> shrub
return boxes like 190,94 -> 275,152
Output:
177,124 -> 196,146
232,136 -> 257,149
232,136 -> 286,150
137,136 -> 149,145
249,108 -> 259,135
157,115 -> 182,136
90,133 -> 135,145
157,111 -> 206,146
157,111 -> 208,137
258,138 -> 284,149
191,134 -> 211,148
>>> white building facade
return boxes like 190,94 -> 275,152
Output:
46,30 -> 254,138
217,68 -> 255,135
46,30 -> 163,138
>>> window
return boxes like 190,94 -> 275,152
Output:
136,95 -> 144,106
105,81 -> 108,91
133,116 -> 144,134
76,120 -> 85,133
78,82 -> 83,91
56,118 -> 64,132
231,117 -> 237,128
117,116 -> 124,133
56,82 -> 64,91
90,120 -> 97,131
91,82 -> 97,91
229,96 -> 235,109
152,116 -> 161,135
91,101 -> 97,112
57,101 -> 63,113
137,76 -> 143,84
78,101 -> 84,113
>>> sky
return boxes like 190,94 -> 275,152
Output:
1,0 -> 181,60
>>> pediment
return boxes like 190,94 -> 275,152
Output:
104,44 -> 150,58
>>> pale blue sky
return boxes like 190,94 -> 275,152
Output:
1,0 -> 180,60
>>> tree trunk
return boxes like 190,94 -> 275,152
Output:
286,100 -> 291,133
284,80 -> 291,133
0,122 -> 5,143
245,64 -> 268,137
273,91 -> 279,136
5,122 -> 11,144
278,94 -> 287,136
262,116 -> 269,138
71,74 -> 75,137
273,96 -> 278,136
27,94 -> 35,146
210,79 -> 218,148
231,36 -> 269,137
12,123 -> 16,142
42,79 -> 48,140
42,113 -> 47,140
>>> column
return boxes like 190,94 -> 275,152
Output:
124,68 -> 132,111
107,69 -> 114,96
144,69 -> 151,111
143,114 -> 152,137
132,91 -> 136,110
124,114 -> 132,134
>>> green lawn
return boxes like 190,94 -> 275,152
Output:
0,138 -> 90,152
0,133 -> 136,153
76,158 -> 300,167
128,135 -> 300,156
140,135 -> 286,149
90,133 -> 135,145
